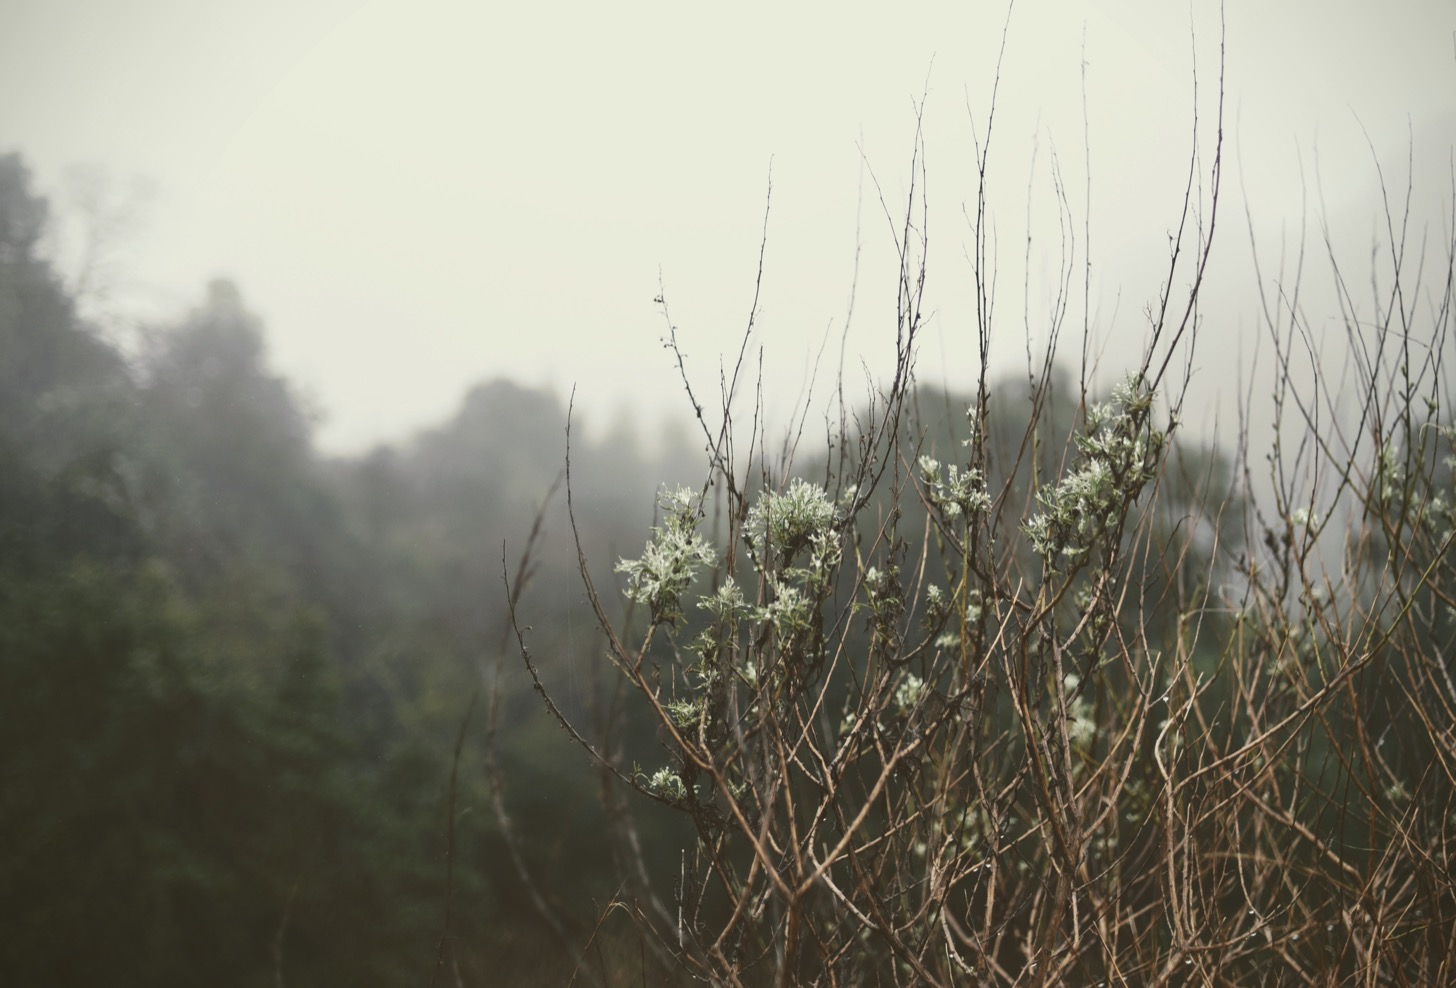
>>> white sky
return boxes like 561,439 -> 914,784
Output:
1,0 -> 1453,453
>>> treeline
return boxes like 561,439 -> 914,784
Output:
0,151 -> 694,986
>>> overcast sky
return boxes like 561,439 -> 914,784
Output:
1,0 -> 1453,453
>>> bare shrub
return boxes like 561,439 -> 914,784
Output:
497,12 -> 1456,986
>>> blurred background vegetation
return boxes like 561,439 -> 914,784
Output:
0,150 -> 715,985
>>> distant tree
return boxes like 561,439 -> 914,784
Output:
0,170 -> 420,985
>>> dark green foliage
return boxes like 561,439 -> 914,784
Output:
0,153 -> 683,984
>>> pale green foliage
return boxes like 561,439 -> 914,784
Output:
664,697 -> 703,730
745,477 -> 838,566
1024,376 -> 1164,565
1376,440 -> 1406,511
863,564 -> 905,640
894,671 -> 926,714
764,583 -> 813,635
615,486 -> 715,623
645,766 -> 689,803
687,578 -> 749,689
1063,673 -> 1097,749
918,453 -> 991,518
699,576 -> 751,622
744,479 -> 842,636
964,588 -> 983,624
922,583 -> 955,632
1375,431 -> 1456,542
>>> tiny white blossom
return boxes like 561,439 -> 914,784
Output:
647,767 -> 688,802
894,672 -> 926,714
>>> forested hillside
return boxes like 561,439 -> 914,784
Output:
0,152 -> 692,985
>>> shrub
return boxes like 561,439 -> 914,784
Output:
501,24 -> 1456,988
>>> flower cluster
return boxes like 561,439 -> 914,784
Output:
685,577 -> 751,691
616,487 -> 715,623
1023,377 -> 1163,565
655,483 -> 847,762
645,766 -> 689,803
918,455 -> 991,520
863,565 -> 905,642
1374,434 -> 1456,544
894,671 -> 926,714
1063,673 -> 1097,749
745,477 -> 836,551
744,480 -> 842,639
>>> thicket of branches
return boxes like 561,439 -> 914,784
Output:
492,19 -> 1456,987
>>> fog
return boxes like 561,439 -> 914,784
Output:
5,4 -> 1456,982
1,0 -> 1451,453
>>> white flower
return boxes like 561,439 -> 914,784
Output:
1068,709 -> 1098,746
1023,378 -> 1162,564
648,767 -> 688,802
740,659 -> 758,687
894,672 -> 926,714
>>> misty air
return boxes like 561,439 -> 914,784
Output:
2,1 -> 1455,984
